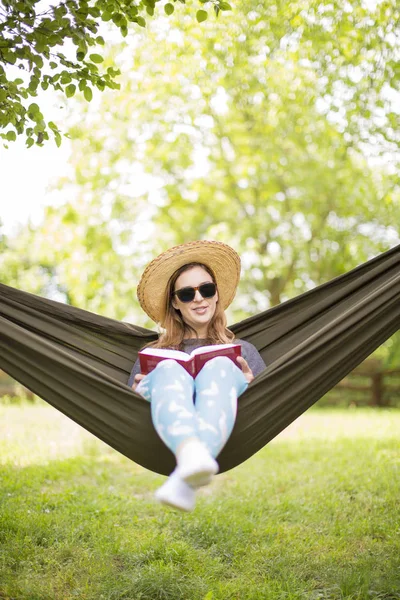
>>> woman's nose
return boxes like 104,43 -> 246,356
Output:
193,289 -> 203,301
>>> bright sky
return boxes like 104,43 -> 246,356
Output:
0,92 -> 71,235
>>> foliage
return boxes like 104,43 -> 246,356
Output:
0,208 -> 146,320
385,331 -> 400,369
0,0 -> 231,147
1,0 -> 399,360
26,2 -> 400,304
1,404 -> 399,599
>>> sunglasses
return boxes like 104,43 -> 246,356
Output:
172,282 -> 217,303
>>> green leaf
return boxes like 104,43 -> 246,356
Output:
196,9 -> 207,22
219,2 -> 232,10
136,16 -> 146,27
6,130 -> 17,142
32,111 -> 44,123
28,103 -> 39,114
28,77 -> 39,92
33,54 -> 44,68
88,6 -> 100,17
127,6 -> 138,20
164,3 -> 174,15
54,131 -> 62,147
65,84 -> 76,97
89,53 -> 104,64
84,87 -> 93,102
112,12 -> 123,25
60,73 -> 72,85
4,51 -> 16,65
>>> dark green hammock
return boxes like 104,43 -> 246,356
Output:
0,245 -> 399,476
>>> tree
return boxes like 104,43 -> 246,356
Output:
2,0 -> 399,340
48,0 -> 399,308
0,0 -> 231,147
0,205 -> 149,322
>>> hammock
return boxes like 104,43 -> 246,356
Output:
0,245 -> 399,476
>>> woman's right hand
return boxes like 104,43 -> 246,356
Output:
132,373 -> 145,392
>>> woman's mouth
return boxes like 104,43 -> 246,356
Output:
193,306 -> 208,315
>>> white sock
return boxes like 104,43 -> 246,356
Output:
155,469 -> 196,512
176,439 -> 219,488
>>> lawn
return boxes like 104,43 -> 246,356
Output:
0,402 -> 399,600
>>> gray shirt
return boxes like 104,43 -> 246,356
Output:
127,338 -> 266,387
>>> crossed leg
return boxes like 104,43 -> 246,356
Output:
136,356 -> 248,510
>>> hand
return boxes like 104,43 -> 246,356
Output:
132,373 -> 145,392
236,356 -> 254,384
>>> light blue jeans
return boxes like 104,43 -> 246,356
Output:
136,356 -> 248,458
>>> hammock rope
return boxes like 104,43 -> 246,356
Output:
0,244 -> 399,475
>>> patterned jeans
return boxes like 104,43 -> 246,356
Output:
136,356 -> 248,458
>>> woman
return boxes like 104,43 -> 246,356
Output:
129,240 -> 266,511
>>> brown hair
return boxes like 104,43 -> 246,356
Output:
147,262 -> 235,350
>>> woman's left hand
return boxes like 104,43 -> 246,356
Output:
236,356 -> 254,384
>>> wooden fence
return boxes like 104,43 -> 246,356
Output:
333,372 -> 400,406
323,361 -> 400,407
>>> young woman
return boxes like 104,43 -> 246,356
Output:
129,240 -> 266,511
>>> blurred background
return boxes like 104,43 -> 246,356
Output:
1,0 -> 399,406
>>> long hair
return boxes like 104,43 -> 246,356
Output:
147,262 -> 235,350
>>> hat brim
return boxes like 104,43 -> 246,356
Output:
137,240 -> 241,324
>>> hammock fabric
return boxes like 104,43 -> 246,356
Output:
0,245 -> 399,476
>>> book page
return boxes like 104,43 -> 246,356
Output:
139,347 -> 190,362
190,343 -> 240,357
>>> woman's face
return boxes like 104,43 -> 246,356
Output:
171,266 -> 219,336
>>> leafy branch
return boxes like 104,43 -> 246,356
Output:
0,0 -> 232,147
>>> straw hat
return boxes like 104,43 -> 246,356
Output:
137,240 -> 241,324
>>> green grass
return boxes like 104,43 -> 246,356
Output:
0,403 -> 399,600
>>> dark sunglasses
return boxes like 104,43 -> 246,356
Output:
172,282 -> 217,303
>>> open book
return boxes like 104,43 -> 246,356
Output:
139,343 -> 242,378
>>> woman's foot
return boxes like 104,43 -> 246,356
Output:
155,469 -> 196,512
176,439 -> 219,488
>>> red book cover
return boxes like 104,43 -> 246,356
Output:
139,344 -> 242,378
192,345 -> 241,376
